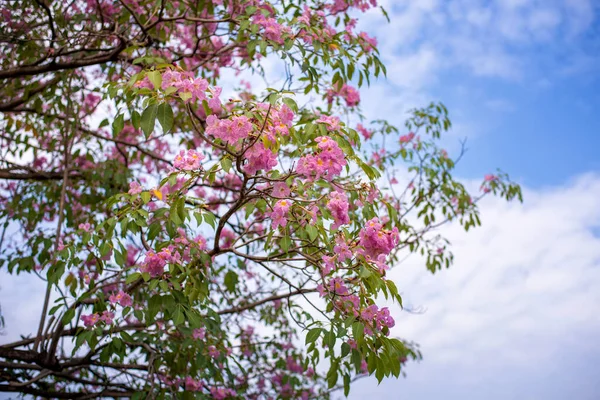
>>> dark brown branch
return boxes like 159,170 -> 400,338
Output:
0,44 -> 125,80
0,77 -> 61,112
217,287 -> 318,315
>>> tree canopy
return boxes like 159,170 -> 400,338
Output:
0,0 -> 522,398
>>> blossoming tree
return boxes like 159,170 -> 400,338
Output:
0,0 -> 522,398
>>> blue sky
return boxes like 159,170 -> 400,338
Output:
348,0 -> 600,399
358,0 -> 600,188
1,1 -> 599,399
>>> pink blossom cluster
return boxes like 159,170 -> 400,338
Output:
109,290 -> 133,307
206,114 -> 253,145
192,327 -> 206,340
140,247 -> 181,278
286,356 -> 304,374
326,191 -> 350,230
399,132 -> 416,144
271,182 -> 291,198
243,142 -> 278,175
173,149 -> 204,171
252,14 -> 291,44
257,103 -> 295,140
358,31 -> 378,52
361,305 -> 395,334
219,228 -> 236,248
481,174 -> 497,193
297,136 -> 346,181
184,377 -> 204,392
328,0 -> 378,13
316,115 -> 341,131
78,222 -> 91,232
333,236 -> 353,262
327,277 -> 349,296
128,181 -> 143,195
161,70 -> 221,108
356,123 -> 372,140
270,199 -> 291,229
326,83 -> 361,107
82,310 -> 114,328
321,255 -> 336,275
210,387 -> 237,399
357,218 -> 399,259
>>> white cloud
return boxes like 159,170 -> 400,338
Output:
349,173 -> 600,398
359,0 -> 597,87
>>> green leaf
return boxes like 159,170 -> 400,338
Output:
131,110 -> 141,129
305,225 -> 318,241
141,104 -> 158,138
280,235 -> 291,252
224,270 -> 239,293
126,272 -> 141,284
179,92 -> 192,102
282,97 -> 298,112
172,305 -> 185,326
112,114 -> 124,136
147,70 -> 162,90
305,328 -> 321,344
352,322 -> 364,345
341,342 -> 351,357
140,191 -> 151,203
157,103 -> 174,133
344,373 -> 351,396
221,157 -> 232,173
62,308 -> 75,325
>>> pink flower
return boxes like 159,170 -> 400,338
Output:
326,191 -> 350,230
140,247 -> 180,278
206,114 -> 252,145
128,181 -> 143,195
297,136 -> 346,181
357,218 -> 399,259
333,236 -> 353,262
185,377 -> 203,392
321,255 -> 336,275
286,356 -> 304,373
208,345 -> 220,358
253,15 -> 290,44
78,223 -> 91,232
193,327 -> 206,340
140,251 -> 166,277
210,387 -> 237,400
100,310 -> 114,325
356,123 -> 372,140
208,86 -> 223,114
194,235 -> 207,251
326,84 -> 360,107
220,229 -> 236,248
82,313 -> 99,328
243,142 -> 277,175
376,307 -> 395,329
272,182 -> 291,198
358,31 -> 378,52
400,132 -> 416,144
360,359 -> 368,373
270,199 -> 291,229
316,115 -> 341,131
109,290 -> 133,307
360,304 -> 378,322
173,149 -> 204,171
161,70 -> 209,103
328,277 -> 349,296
